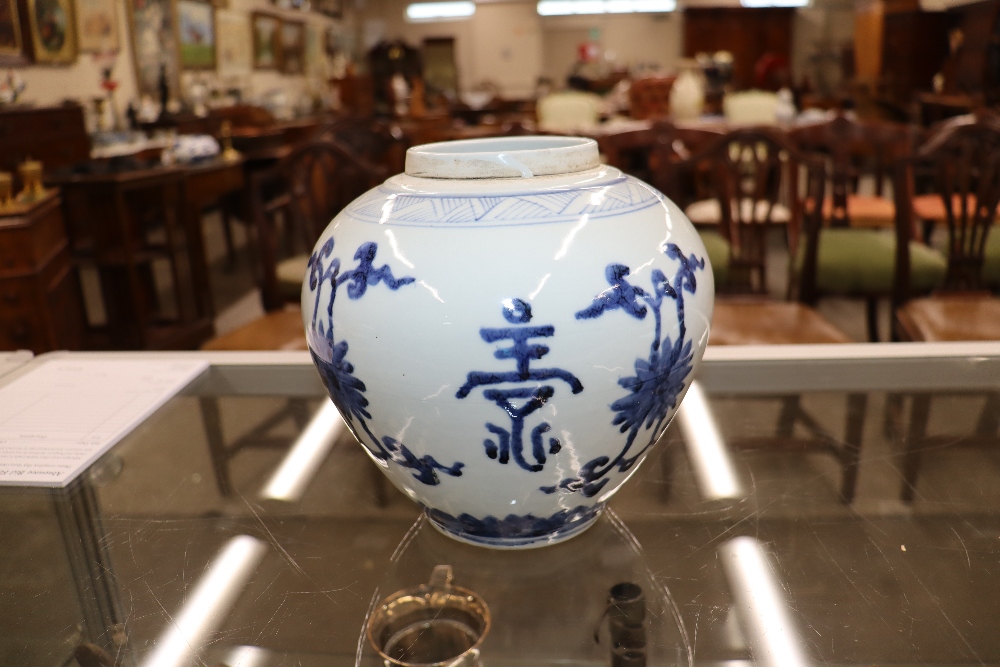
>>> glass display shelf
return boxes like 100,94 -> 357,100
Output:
1,343 -> 999,667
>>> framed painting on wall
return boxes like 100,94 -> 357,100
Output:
0,0 -> 27,65
76,0 -> 118,52
216,9 -> 249,73
279,18 -> 302,74
177,0 -> 214,69
251,11 -> 278,70
26,0 -> 78,64
127,0 -> 180,97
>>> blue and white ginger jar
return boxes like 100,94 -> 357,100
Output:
302,136 -> 714,548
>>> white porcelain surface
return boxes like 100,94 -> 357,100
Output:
302,136 -> 714,548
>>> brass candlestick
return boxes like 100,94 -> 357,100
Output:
16,159 -> 46,204
219,120 -> 242,163
0,172 -> 13,211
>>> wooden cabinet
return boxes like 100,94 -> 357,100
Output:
0,106 -> 90,185
0,192 -> 86,353
683,8 -> 794,91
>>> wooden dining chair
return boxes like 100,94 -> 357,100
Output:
790,115 -> 929,341
889,112 -> 1000,502
700,148 -> 866,502
678,127 -> 808,295
250,139 -> 385,311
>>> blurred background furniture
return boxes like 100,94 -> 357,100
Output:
250,140 -> 385,311
890,113 -> 1000,502
791,114 -> 928,340
0,191 -> 86,353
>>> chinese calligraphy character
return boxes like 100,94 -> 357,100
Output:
456,298 -> 583,472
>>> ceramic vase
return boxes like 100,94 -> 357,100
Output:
302,136 -> 714,549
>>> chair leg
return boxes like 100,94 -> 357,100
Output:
974,392 -> 1000,437
883,393 -> 906,441
199,397 -> 232,497
865,298 -> 880,342
900,393 -> 931,503
840,393 -> 868,503
221,203 -> 238,272
776,395 -> 800,438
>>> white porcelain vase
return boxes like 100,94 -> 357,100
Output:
302,136 -> 714,548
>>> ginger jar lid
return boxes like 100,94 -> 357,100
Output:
404,136 -> 601,180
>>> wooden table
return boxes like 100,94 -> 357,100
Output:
48,158 -> 245,350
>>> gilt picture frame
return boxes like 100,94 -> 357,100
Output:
176,0 -> 214,69
0,0 -> 27,65
76,0 -> 118,53
251,10 -> 278,70
279,18 -> 302,74
26,0 -> 78,64
127,0 -> 179,97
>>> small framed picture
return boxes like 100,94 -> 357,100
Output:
279,18 -> 302,74
0,0 -> 27,65
26,0 -> 78,64
177,0 -> 214,69
251,10 -> 278,70
127,0 -> 179,96
76,0 -> 118,52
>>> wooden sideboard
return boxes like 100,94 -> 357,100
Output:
0,191 -> 86,353
0,106 -> 91,186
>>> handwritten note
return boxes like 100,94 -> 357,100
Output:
0,358 -> 209,487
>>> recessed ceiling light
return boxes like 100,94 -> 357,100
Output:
406,1 -> 476,21
537,0 -> 675,14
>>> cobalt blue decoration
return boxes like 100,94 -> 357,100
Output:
542,243 -> 705,498
424,504 -> 603,547
457,300 -> 583,472
308,238 -> 464,487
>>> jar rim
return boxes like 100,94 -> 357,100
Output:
405,136 -> 600,180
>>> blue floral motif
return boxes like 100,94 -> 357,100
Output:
308,238 -> 464,486
456,298 -> 583,472
542,243 -> 704,498
425,503 -> 602,545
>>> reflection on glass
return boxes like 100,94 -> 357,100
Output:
676,382 -> 744,501
719,537 -> 811,667
140,536 -> 267,667
219,645 -> 271,667
358,510 -> 693,666
259,399 -> 343,502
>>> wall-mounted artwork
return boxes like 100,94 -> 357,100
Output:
279,19 -> 302,74
76,0 -> 118,52
128,0 -> 179,96
314,0 -> 340,18
177,0 -> 214,69
251,11 -> 278,70
215,9 -> 249,73
26,0 -> 78,64
0,0 -> 27,65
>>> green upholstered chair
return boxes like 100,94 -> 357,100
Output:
249,139 -> 385,311
790,115 -> 922,340
677,127 -> 812,294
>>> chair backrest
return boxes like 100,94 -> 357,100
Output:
681,127 -> 823,294
628,76 -> 676,120
893,113 -> 1000,302
598,120 -> 722,201
536,91 -> 603,131
251,139 -> 385,310
723,91 -> 779,125
790,114 -> 918,226
321,116 -> 407,176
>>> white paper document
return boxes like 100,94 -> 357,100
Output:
0,358 -> 209,487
